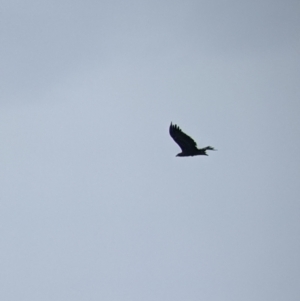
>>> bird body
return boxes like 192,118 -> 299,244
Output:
169,123 -> 216,157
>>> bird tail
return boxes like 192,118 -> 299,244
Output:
204,146 -> 216,151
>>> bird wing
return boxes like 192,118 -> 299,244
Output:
169,123 -> 198,152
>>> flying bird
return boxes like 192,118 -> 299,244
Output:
169,123 -> 216,157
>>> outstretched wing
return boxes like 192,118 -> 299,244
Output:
169,123 -> 198,152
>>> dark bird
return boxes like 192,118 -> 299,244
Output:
169,123 -> 216,157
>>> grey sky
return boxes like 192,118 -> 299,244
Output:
1,1 -> 299,300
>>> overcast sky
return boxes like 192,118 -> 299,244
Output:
1,1 -> 300,300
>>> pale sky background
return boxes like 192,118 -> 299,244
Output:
1,1 -> 300,300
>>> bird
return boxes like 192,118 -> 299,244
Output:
169,123 -> 216,157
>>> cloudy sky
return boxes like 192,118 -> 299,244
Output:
1,1 -> 299,300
